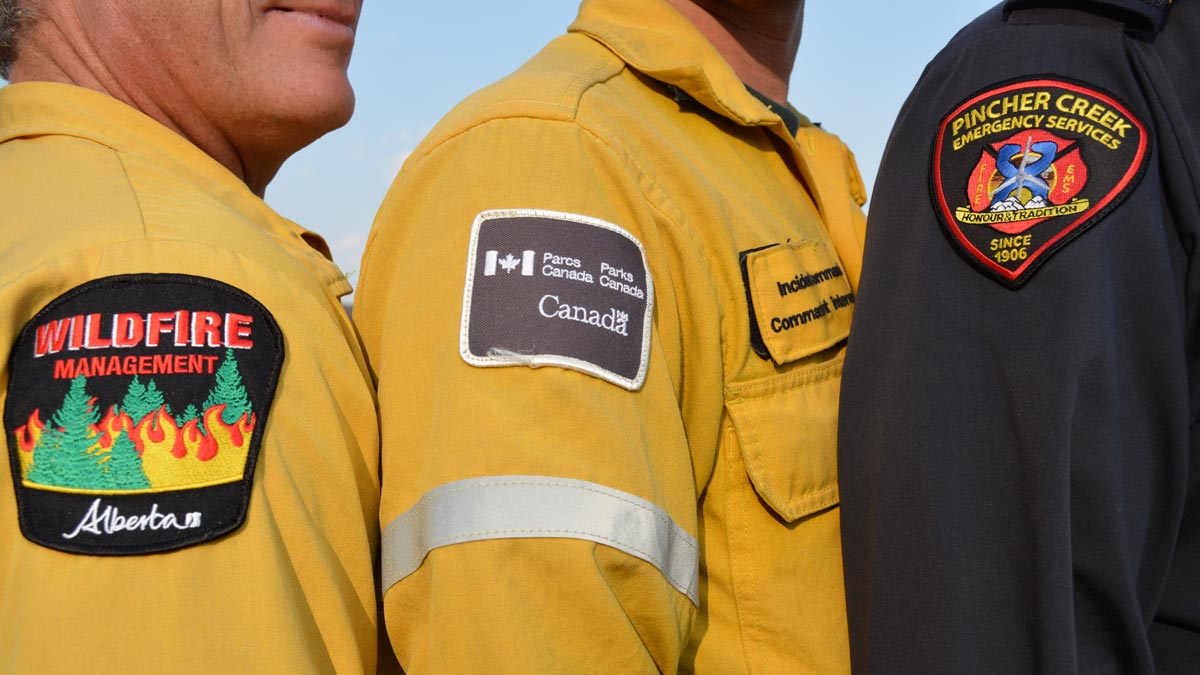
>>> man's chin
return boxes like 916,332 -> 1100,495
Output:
268,85 -> 357,146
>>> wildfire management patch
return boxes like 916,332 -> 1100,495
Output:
933,77 -> 1149,287
4,274 -> 283,555
461,209 -> 653,391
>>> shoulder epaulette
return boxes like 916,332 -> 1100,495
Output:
1004,0 -> 1174,33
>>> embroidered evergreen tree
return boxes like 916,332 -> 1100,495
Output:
121,376 -> 148,420
203,348 -> 252,425
89,377 -> 152,490
175,403 -> 200,428
102,433 -> 151,490
24,428 -> 63,486
26,375 -> 103,489
121,376 -> 170,423
144,379 -> 169,417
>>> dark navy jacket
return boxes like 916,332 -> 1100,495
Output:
839,1 -> 1199,672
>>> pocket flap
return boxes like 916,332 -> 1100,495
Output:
741,241 -> 854,366
724,354 -> 842,523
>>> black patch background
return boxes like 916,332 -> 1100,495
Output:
932,76 -> 1149,287
4,274 -> 283,555
466,213 -> 649,384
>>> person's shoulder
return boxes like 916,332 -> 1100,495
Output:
416,33 -> 628,151
937,0 -> 1177,62
1003,0 -> 1176,35
0,129 -> 325,296
0,133 -> 144,268
915,0 -> 1158,90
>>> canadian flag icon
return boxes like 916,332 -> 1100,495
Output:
484,250 -> 535,276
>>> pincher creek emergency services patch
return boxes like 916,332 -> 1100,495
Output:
461,209 -> 653,391
4,274 -> 282,555
933,77 -> 1149,287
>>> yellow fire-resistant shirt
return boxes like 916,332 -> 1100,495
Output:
356,0 -> 867,672
0,83 -> 381,674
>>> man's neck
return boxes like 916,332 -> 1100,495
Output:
8,8 -> 278,196
664,0 -> 804,103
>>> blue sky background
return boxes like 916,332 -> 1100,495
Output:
5,1 -> 1003,286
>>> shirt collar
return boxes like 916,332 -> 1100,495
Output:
1,82 -> 251,202
0,82 -> 349,294
568,0 -> 787,131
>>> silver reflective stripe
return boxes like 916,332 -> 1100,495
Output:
381,475 -> 699,605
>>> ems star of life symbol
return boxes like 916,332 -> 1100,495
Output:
959,129 -> 1089,234
932,77 -> 1148,287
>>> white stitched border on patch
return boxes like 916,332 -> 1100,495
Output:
459,208 -> 654,391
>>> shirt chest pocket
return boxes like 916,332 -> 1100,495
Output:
724,352 -> 842,522
707,352 -> 850,672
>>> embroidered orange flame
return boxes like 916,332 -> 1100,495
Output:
13,409 -> 45,476
16,407 -> 120,477
88,406 -> 133,460
134,405 -> 255,489
14,404 -> 254,489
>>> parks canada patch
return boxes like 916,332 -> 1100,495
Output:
461,209 -> 653,391
4,274 -> 283,555
932,77 -> 1149,286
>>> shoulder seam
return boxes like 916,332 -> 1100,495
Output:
113,150 -> 150,240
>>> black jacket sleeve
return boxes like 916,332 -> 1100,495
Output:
838,3 -> 1200,673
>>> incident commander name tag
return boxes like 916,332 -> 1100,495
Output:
743,240 -> 853,365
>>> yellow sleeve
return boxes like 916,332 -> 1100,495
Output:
356,116 -> 701,672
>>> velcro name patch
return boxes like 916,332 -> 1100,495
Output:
461,209 -> 653,390
933,77 -> 1149,286
741,241 -> 854,364
4,274 -> 283,555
